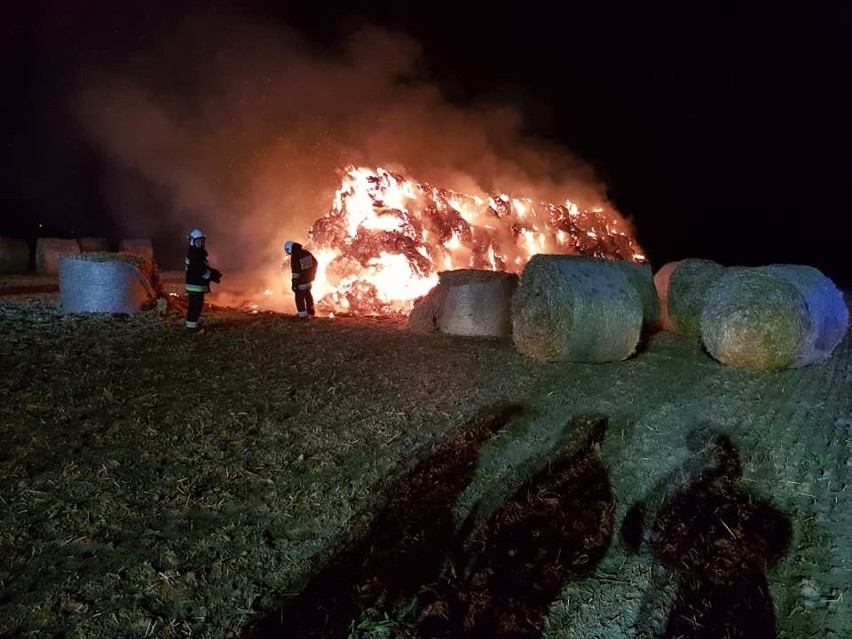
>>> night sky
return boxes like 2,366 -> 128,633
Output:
3,1 -> 850,289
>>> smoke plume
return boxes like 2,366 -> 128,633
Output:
72,6 -> 623,274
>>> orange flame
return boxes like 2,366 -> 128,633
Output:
307,165 -> 646,315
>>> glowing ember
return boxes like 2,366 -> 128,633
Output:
307,165 -> 646,315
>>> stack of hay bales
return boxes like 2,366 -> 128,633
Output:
654,258 -> 727,335
79,237 -> 111,252
120,238 -> 154,261
0,236 -> 30,274
60,252 -> 163,314
36,238 -> 81,276
408,269 -> 518,337
511,254 -> 643,362
700,265 -> 849,371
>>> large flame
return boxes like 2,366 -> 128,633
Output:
305,165 -> 646,315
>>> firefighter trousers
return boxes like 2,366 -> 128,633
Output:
295,283 -> 315,318
186,292 -> 205,329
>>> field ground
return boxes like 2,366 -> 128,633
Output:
1,275 -> 850,638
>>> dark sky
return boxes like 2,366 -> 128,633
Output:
3,1 -> 850,288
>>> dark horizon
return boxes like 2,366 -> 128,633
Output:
3,1 -> 850,289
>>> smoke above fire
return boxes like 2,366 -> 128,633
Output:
66,5 -> 644,312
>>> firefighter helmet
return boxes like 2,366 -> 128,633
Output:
284,240 -> 294,255
188,229 -> 206,246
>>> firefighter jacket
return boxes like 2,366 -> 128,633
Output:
287,243 -> 317,286
185,246 -> 217,293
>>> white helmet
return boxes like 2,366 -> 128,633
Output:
284,240 -> 294,255
188,229 -> 205,246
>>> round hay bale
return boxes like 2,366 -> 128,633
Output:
407,284 -> 448,334
436,269 -> 519,337
59,252 -> 162,314
120,238 -> 154,260
612,260 -> 659,326
655,258 -> 727,336
0,236 -> 30,274
79,237 -> 111,252
511,254 -> 643,362
36,237 -> 81,275
652,260 -> 681,332
700,265 -> 850,370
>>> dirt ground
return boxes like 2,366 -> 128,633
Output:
1,275 -> 850,639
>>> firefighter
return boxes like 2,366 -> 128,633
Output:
283,240 -> 317,318
185,228 -> 222,331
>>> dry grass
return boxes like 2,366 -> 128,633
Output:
1,280 -> 850,639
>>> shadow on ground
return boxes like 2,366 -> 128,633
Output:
242,401 -> 525,639
414,415 -> 614,638
244,419 -> 790,639
624,428 -> 792,639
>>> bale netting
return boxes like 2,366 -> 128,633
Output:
59,252 -> 164,314
436,269 -> 519,337
79,236 -> 111,252
700,265 -> 850,371
0,236 -> 30,274
120,238 -> 154,260
654,258 -> 727,336
511,254 -> 643,362
36,237 -> 81,275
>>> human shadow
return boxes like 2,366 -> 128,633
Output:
623,427 -> 792,639
242,401 -> 524,639
414,414 -> 615,638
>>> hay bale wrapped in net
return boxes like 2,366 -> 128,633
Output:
60,252 -> 163,314
79,237 -> 111,252
436,269 -> 519,337
654,258 -> 727,336
0,236 -> 30,274
36,237 -> 81,275
612,259 -> 659,326
511,254 -> 643,362
120,238 -> 154,260
700,265 -> 850,370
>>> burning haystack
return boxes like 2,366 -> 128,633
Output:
307,165 -> 646,316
